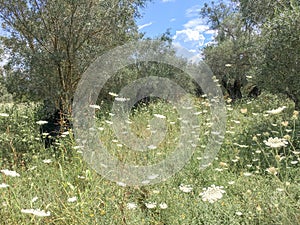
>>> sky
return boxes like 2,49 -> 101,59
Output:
0,0 -> 217,64
136,0 -> 217,62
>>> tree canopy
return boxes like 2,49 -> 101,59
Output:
200,0 -> 300,108
0,0 -> 150,115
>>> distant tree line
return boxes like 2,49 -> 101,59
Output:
1,0 -> 299,117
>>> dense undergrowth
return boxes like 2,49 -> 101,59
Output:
0,92 -> 299,225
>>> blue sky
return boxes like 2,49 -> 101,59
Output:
136,0 -> 217,61
0,0 -> 216,64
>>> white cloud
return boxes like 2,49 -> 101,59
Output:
185,5 -> 202,18
205,29 -> 218,35
170,18 -> 176,22
171,4 -> 216,56
138,22 -> 153,30
174,29 -> 205,44
172,42 -> 203,63
183,18 -> 209,31
173,18 -> 208,47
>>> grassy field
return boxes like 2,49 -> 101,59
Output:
0,93 -> 299,225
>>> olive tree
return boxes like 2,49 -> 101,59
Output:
0,0 -> 149,116
200,1 -> 255,100
256,4 -> 300,109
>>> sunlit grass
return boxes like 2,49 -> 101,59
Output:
0,92 -> 299,225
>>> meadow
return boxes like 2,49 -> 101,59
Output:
0,92 -> 299,225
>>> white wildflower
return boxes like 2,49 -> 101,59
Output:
243,172 -> 252,177
145,202 -> 156,209
0,113 -> 9,117
105,120 -> 113,125
115,97 -> 130,102
264,137 -> 288,148
235,211 -> 243,216
266,167 -> 278,175
61,131 -> 69,136
126,202 -> 137,209
152,190 -> 160,194
116,182 -> 126,187
31,197 -> 38,203
89,104 -> 100,109
291,160 -> 298,165
193,112 -> 202,115
1,169 -> 20,177
21,209 -> 51,217
266,106 -> 286,115
233,143 -> 249,148
42,159 -> 52,164
153,114 -> 166,119
240,108 -> 247,114
159,203 -> 168,209
67,196 -> 77,203
36,120 -> 48,125
147,145 -> 157,150
108,92 -> 118,97
179,184 -> 193,193
0,183 -> 9,188
200,185 -> 225,203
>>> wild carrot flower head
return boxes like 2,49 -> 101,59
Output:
145,202 -> 156,209
126,202 -> 137,210
1,169 -> 20,177
200,185 -> 225,203
264,137 -> 288,148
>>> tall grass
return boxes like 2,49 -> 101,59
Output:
0,92 -> 299,225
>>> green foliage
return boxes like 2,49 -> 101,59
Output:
0,103 -> 42,166
0,94 -> 299,224
256,4 -> 300,109
0,73 -> 12,103
200,1 -> 239,43
234,0 -> 296,26
96,37 -> 201,116
201,0 -> 300,107
201,1 -> 256,99
0,0 -> 150,114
